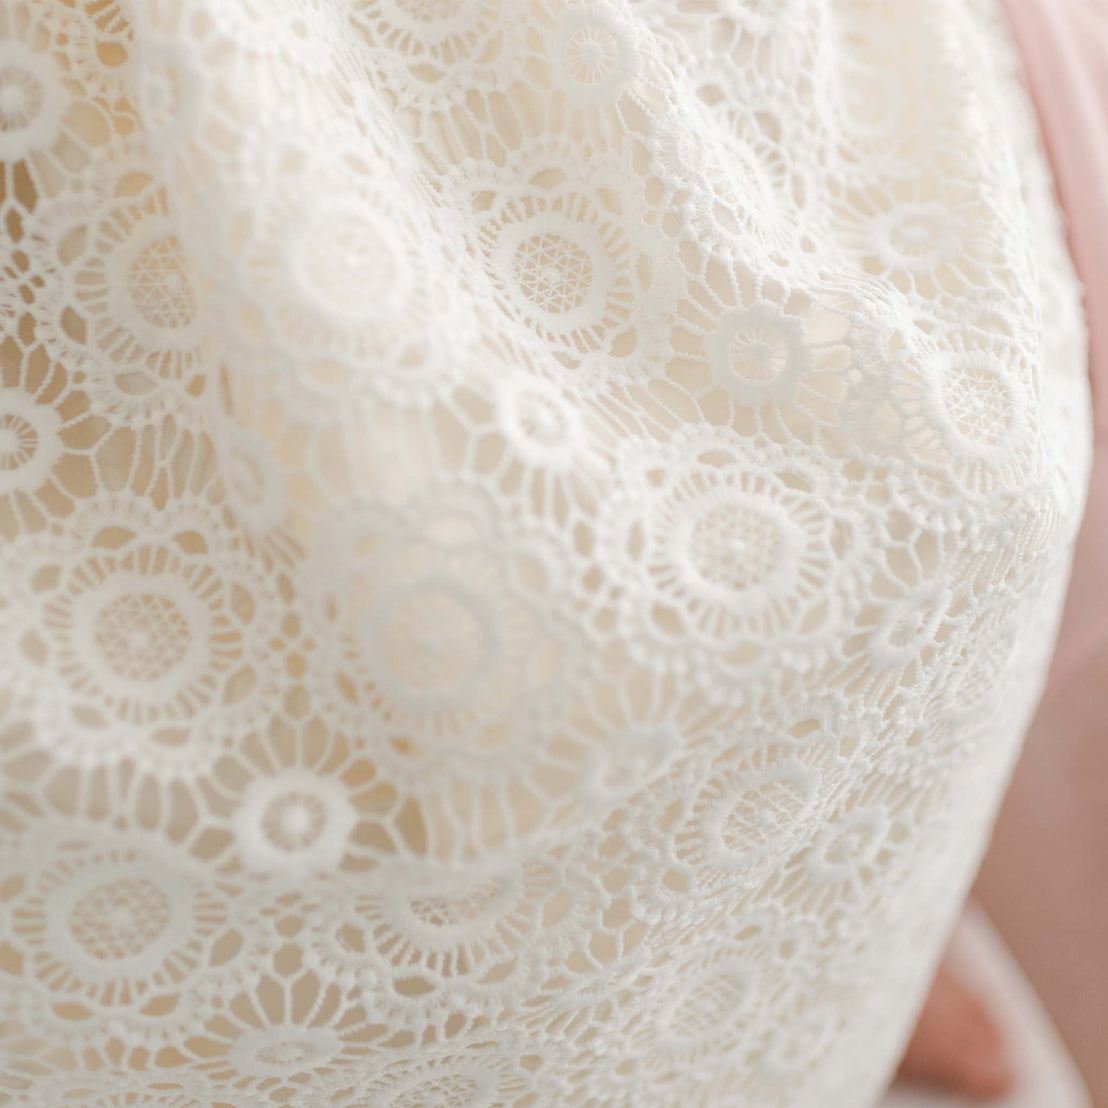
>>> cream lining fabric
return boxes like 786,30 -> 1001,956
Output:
0,1 -> 1094,1105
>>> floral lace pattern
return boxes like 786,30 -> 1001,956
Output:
0,1 -> 1093,1106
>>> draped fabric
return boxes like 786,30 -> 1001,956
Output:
0,2 -> 1093,1106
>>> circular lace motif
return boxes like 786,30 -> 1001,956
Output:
457,144 -> 676,372
666,98 -> 806,255
46,865 -> 188,985
916,343 -> 1038,497
845,318 -> 1042,500
117,226 -> 198,341
706,303 -> 811,404
549,6 -> 640,108
182,978 -> 410,1091
869,581 -> 954,670
368,852 -> 585,975
494,370 -> 590,474
673,256 -> 857,441
313,487 -> 582,787
6,827 -> 232,1035
794,768 -> 947,914
197,715 -> 407,877
697,759 -> 822,876
929,353 -> 1027,464
299,850 -> 597,1037
0,388 -> 64,496
227,1027 -> 344,1079
0,40 -> 65,160
131,35 -> 205,152
233,771 -> 358,879
350,1038 -> 539,1108
651,939 -> 761,1063
872,203 -> 964,274
0,323 -> 109,529
70,570 -> 211,706
620,699 -> 873,915
598,429 -> 863,691
33,166 -> 204,422
492,204 -> 625,351
835,160 -> 1008,302
6,503 -> 281,776
224,141 -> 467,407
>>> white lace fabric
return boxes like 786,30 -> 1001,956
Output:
0,1 -> 1094,1105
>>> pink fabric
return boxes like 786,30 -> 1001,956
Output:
999,0 -> 1108,700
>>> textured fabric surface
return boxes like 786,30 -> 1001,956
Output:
999,0 -> 1108,438
0,2 -> 1094,1106
998,0 -> 1108,704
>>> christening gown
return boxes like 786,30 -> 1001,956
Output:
0,1 -> 1094,1106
